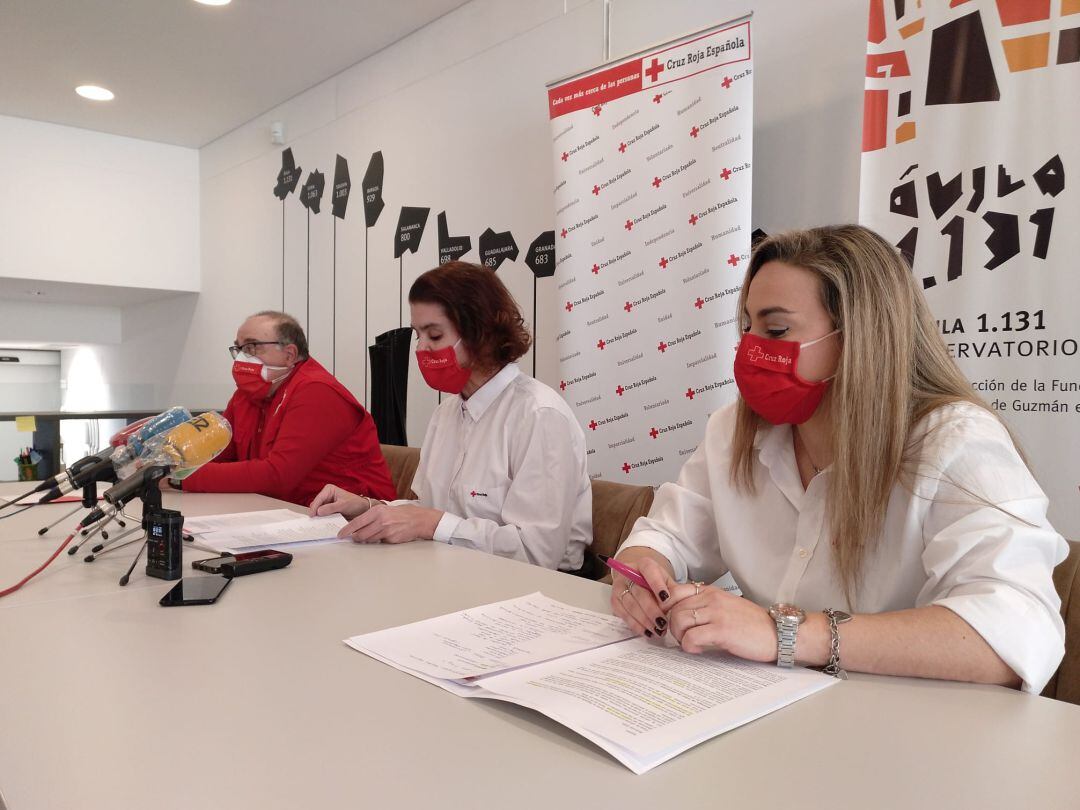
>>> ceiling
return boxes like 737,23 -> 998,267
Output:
0,276 -> 196,307
0,0 -> 471,148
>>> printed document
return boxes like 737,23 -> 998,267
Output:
345,593 -> 837,773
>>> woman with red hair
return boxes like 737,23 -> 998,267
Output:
311,262 -> 593,574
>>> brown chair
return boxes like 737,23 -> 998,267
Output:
379,444 -> 420,500
1042,539 -> 1080,705
376,444 -> 654,579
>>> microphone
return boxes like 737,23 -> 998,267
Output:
37,455 -> 118,504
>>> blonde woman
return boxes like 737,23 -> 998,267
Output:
610,225 -> 1066,693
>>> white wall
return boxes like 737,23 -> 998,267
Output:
0,114 -> 200,293
188,0 -> 868,443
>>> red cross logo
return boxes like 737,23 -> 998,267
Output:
591,263 -> 600,274
728,254 -> 740,267
565,301 -> 573,312
588,420 -> 598,431
618,142 -> 627,153
592,105 -> 602,116
622,462 -> 632,474
561,151 -> 569,162
615,385 -> 625,396
694,297 -> 704,309
657,341 -> 668,353
690,126 -> 700,138
720,167 -> 732,181
470,490 -> 477,497
688,213 -> 698,226
721,76 -> 733,89
560,228 -> 567,238
624,219 -> 633,231
592,185 -> 600,196
653,93 -> 662,103
645,57 -> 665,83
624,301 -> 633,313
658,257 -> 668,269
747,345 -> 764,362
685,387 -> 696,400
597,339 -> 606,350
649,427 -> 659,439
559,380 -> 567,391
652,176 -> 662,189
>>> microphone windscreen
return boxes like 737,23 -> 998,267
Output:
156,412 -> 233,471
109,416 -> 151,447
126,407 -> 192,456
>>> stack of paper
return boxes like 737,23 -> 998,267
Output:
345,593 -> 838,774
185,509 -> 348,553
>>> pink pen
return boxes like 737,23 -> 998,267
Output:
599,555 -> 652,591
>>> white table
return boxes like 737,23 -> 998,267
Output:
1,483 -> 1079,810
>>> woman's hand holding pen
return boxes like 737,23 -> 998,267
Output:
608,549 -> 674,639
610,550 -> 778,663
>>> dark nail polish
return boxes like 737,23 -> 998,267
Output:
655,617 -> 667,629
644,629 -> 653,637
658,590 -> 669,601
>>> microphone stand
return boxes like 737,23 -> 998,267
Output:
84,525 -> 142,562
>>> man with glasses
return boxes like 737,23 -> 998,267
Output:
174,310 -> 396,506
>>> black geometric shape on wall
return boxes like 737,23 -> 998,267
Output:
394,206 -> 430,258
925,11 -> 1000,105
300,170 -> 325,214
363,151 -> 386,228
478,228 -> 519,271
331,155 -> 351,219
437,211 -> 472,264
525,231 -> 556,278
273,147 -> 302,200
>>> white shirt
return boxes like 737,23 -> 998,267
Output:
401,363 -> 592,571
618,401 -> 1067,693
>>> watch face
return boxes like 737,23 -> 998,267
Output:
769,603 -> 806,623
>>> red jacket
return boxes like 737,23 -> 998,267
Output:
181,358 -> 396,506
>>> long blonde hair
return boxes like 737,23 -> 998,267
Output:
730,225 -> 1004,601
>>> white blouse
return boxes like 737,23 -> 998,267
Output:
401,363 -> 591,571
618,401 -> 1067,693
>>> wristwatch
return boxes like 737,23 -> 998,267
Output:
768,603 -> 806,668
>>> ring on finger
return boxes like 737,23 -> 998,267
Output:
620,583 -> 634,597
692,580 -> 706,596
692,608 -> 700,626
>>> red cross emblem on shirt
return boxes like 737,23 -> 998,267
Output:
694,297 -> 704,309
645,57 -> 664,83
649,427 -> 659,439
690,126 -> 700,138
685,387 -> 696,400
728,254 -> 740,267
720,167 -> 732,181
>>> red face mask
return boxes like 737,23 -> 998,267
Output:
733,330 -> 839,425
416,340 -> 471,394
232,353 -> 293,400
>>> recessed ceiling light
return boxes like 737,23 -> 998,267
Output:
194,0 -> 232,5
76,85 -> 114,101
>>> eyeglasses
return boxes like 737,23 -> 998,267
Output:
228,341 -> 283,359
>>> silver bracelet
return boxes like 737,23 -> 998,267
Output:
822,608 -> 853,679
